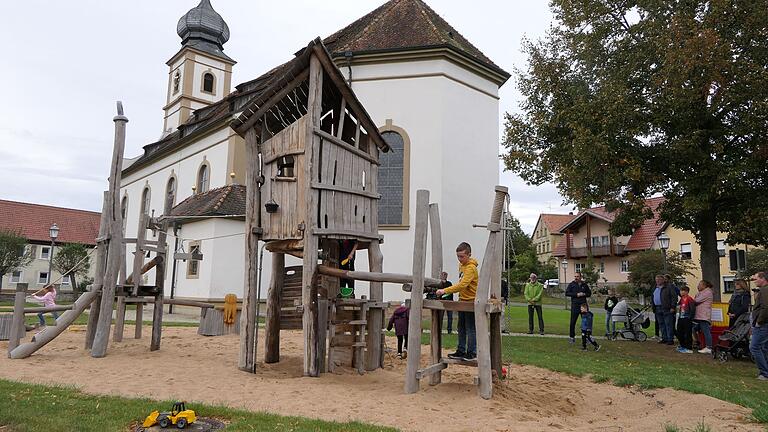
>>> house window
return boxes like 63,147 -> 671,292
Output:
165,177 -> 177,214
599,261 -> 605,273
61,275 -> 70,285
140,187 -> 151,215
723,276 -> 735,293
729,249 -> 746,271
197,164 -> 210,194
620,260 -> 630,273
717,239 -> 726,257
186,243 -> 201,278
202,72 -> 215,93
575,263 -> 586,273
680,243 -> 692,260
40,246 -> 51,260
601,235 -> 609,246
277,156 -> 295,177
378,130 -> 406,225
591,236 -> 609,247
546,241 -> 550,252
38,272 -> 49,285
10,271 -> 22,283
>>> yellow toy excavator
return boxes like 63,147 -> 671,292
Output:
143,401 -> 196,429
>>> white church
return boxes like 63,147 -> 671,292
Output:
119,0 -> 509,302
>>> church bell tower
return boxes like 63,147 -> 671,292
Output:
163,0 -> 236,134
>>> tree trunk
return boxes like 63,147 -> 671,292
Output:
699,213 -> 721,302
0,273 -> 4,289
70,273 -> 78,294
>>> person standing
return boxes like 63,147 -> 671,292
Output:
652,275 -> 677,345
693,280 -> 714,354
604,289 -> 619,339
580,303 -> 600,351
676,286 -> 696,354
750,272 -> 768,381
524,273 -> 545,335
387,303 -> 410,359
565,272 -> 591,343
436,242 -> 479,361
728,279 -> 751,327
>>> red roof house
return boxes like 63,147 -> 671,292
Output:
0,200 -> 101,246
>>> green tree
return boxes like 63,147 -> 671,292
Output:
52,243 -> 91,293
743,248 -> 768,278
502,0 -> 768,301
0,229 -> 32,289
503,212 -> 532,268
628,250 -> 695,295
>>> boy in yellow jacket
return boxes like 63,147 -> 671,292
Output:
436,242 -> 478,361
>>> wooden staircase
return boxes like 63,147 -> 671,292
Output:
327,298 -> 369,374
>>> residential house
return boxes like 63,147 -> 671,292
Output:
532,213 -> 575,265
0,199 -> 100,291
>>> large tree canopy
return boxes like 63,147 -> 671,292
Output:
0,229 -> 32,288
503,0 -> 768,300
52,243 -> 91,293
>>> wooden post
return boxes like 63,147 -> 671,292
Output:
405,190 -> 429,394
473,186 -> 508,399
133,302 -> 143,339
365,241 -> 384,371
264,252 -> 285,363
8,283 -> 27,356
490,231 -> 503,379
91,102 -> 128,358
86,191 -> 110,350
317,298 -> 328,373
428,203 -> 443,385
302,52 -> 323,377
239,126 -> 261,372
151,198 -> 170,351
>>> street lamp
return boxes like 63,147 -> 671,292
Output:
657,231 -> 670,272
561,258 -> 569,285
47,223 -> 59,284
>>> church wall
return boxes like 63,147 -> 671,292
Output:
166,58 -> 185,104
190,54 -> 228,103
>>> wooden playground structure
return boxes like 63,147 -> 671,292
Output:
6,39 -> 507,399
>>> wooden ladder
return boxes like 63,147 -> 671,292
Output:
327,299 -> 369,374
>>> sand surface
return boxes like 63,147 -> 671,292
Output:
0,326 -> 760,432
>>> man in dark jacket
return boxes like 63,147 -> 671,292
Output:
565,272 -> 591,343
656,275 -> 678,345
750,272 -> 768,380
728,280 -> 751,327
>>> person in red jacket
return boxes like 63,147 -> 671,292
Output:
676,286 -> 696,353
387,303 -> 409,359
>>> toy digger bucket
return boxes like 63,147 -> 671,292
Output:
142,410 -> 159,427
340,286 -> 354,298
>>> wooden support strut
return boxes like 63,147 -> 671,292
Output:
91,102 -> 128,359
405,190 -> 430,394
264,252 -> 284,364
365,241 -> 384,371
150,190 -> 173,351
428,203 -> 444,386
316,266 -> 443,288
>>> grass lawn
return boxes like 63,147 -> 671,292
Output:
405,330 -> 768,425
0,379 -> 395,432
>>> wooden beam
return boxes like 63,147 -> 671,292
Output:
8,284 -> 27,355
312,228 -> 383,241
416,362 -> 448,380
310,182 -> 381,199
405,190 -> 430,394
335,98 -> 347,139
151,191 -> 172,351
164,298 -> 215,308
91,103 -> 128,358
317,265 -> 443,288
427,203 -> 444,384
408,298 -> 504,313
233,69 -> 310,135
264,252 -> 284,364
134,302 -> 143,339
365,241 -> 384,371
302,52 -> 323,377
239,126 -> 261,373
313,129 -> 379,165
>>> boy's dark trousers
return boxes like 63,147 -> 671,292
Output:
528,304 -> 544,333
396,334 -> 408,353
446,311 -> 453,333
582,330 -> 598,349
677,317 -> 693,350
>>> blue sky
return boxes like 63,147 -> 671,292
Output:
0,0 -> 574,233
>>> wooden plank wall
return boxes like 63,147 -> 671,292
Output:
262,116 -> 307,241
314,137 -> 378,238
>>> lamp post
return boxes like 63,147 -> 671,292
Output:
561,259 -> 569,310
47,223 -> 59,284
657,231 -> 670,273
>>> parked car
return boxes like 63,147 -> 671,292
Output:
544,279 -> 559,288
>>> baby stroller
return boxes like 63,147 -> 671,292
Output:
612,304 -> 651,341
712,313 -> 752,363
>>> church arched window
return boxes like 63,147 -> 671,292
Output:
197,163 -> 210,194
378,123 -> 410,226
202,72 -> 215,94
140,187 -> 151,216
165,176 -> 177,213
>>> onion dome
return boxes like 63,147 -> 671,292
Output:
176,0 -> 233,62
